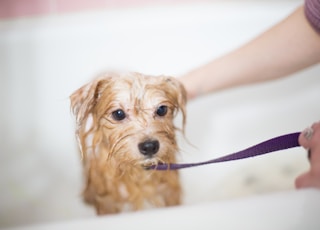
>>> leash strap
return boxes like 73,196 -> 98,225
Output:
150,132 -> 301,170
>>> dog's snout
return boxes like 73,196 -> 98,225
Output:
138,140 -> 159,156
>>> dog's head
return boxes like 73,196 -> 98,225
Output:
70,72 -> 186,168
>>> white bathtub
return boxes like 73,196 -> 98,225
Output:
1,0 -> 320,229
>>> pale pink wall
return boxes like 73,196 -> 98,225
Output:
0,0 -> 192,19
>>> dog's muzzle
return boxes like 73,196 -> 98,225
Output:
138,139 -> 159,157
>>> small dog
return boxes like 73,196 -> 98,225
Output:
70,72 -> 186,214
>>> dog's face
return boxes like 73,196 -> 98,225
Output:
70,72 -> 186,169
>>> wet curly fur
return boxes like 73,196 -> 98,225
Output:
70,72 -> 186,214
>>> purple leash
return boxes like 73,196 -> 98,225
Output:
149,132 -> 301,170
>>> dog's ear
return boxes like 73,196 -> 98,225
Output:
164,76 -> 187,131
70,77 -> 109,125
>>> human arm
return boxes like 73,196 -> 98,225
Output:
180,6 -> 320,99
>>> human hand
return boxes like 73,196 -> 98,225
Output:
295,121 -> 320,189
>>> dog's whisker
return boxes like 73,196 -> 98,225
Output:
109,132 -> 136,157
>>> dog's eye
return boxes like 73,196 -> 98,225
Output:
112,109 -> 126,121
156,105 -> 168,117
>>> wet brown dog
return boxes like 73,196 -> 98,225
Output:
70,72 -> 186,214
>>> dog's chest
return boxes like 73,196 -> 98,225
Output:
115,172 -> 167,210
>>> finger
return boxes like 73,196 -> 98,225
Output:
308,149 -> 311,160
298,127 -> 313,149
309,122 -> 320,161
311,121 -> 320,130
310,121 -> 320,145
307,143 -> 319,163
298,121 -> 320,148
295,171 -> 310,189
295,171 -> 320,189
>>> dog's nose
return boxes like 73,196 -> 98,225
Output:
138,140 -> 160,156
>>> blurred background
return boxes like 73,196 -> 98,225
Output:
1,0 -> 319,228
